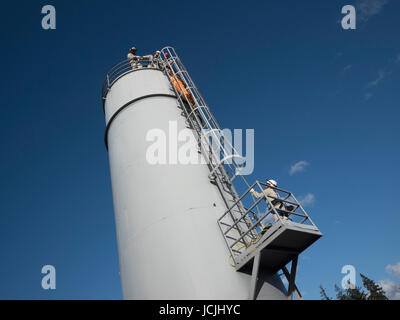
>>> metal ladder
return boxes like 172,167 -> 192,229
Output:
159,47 -> 256,246
159,47 -> 321,299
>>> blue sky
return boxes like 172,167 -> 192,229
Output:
0,0 -> 399,299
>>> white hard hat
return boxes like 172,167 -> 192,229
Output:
266,179 -> 277,187
130,47 -> 137,52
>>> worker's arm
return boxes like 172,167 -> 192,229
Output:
250,188 -> 264,199
128,53 -> 140,60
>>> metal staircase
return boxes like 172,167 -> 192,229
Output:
159,47 -> 322,300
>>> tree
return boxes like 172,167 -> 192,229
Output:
320,273 -> 388,300
334,284 -> 368,300
360,274 -> 388,300
319,285 -> 331,300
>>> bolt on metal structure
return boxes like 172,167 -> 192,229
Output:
101,47 -> 322,299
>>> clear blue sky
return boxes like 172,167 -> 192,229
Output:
0,0 -> 399,299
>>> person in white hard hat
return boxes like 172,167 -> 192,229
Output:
250,179 -> 287,223
127,47 -> 141,69
150,50 -> 161,68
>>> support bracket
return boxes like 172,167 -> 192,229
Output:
249,252 -> 261,300
282,256 -> 302,300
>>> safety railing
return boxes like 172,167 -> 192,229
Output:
101,57 -> 161,108
218,180 -> 317,266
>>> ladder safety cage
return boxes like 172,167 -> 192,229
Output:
159,47 -> 246,184
159,47 -> 255,244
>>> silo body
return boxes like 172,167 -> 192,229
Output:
103,67 -> 288,299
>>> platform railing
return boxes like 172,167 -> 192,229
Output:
218,180 -> 317,265
101,57 -> 159,106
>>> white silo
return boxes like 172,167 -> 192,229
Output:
101,47 -> 321,299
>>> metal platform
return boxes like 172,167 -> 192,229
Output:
235,219 -> 322,272
217,180 -> 322,299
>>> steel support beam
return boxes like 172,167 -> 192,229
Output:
285,256 -> 301,300
249,252 -> 261,300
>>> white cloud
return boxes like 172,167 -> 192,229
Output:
357,0 -> 388,22
364,92 -> 373,100
298,193 -> 315,207
379,280 -> 400,300
386,262 -> 400,278
343,65 -> 352,72
289,161 -> 310,176
366,70 -> 386,87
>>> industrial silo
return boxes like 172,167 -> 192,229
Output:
101,47 -> 321,299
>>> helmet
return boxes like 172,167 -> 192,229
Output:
155,50 -> 161,54
266,179 -> 277,187
164,52 -> 169,57
130,47 -> 137,53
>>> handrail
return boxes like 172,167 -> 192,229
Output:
101,57 -> 159,105
218,180 -> 318,264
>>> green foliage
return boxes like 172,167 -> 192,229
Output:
320,273 -> 388,300
334,284 -> 367,300
319,285 -> 331,300
360,274 -> 388,300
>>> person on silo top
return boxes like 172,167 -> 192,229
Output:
152,51 -> 161,68
250,179 -> 288,223
142,53 -> 154,68
127,47 -> 141,69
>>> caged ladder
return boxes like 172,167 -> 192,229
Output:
159,47 -> 322,300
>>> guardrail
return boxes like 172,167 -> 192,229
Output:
218,180 -> 317,265
101,57 -> 160,107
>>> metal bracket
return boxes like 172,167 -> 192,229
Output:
249,252 -> 261,300
282,256 -> 302,300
